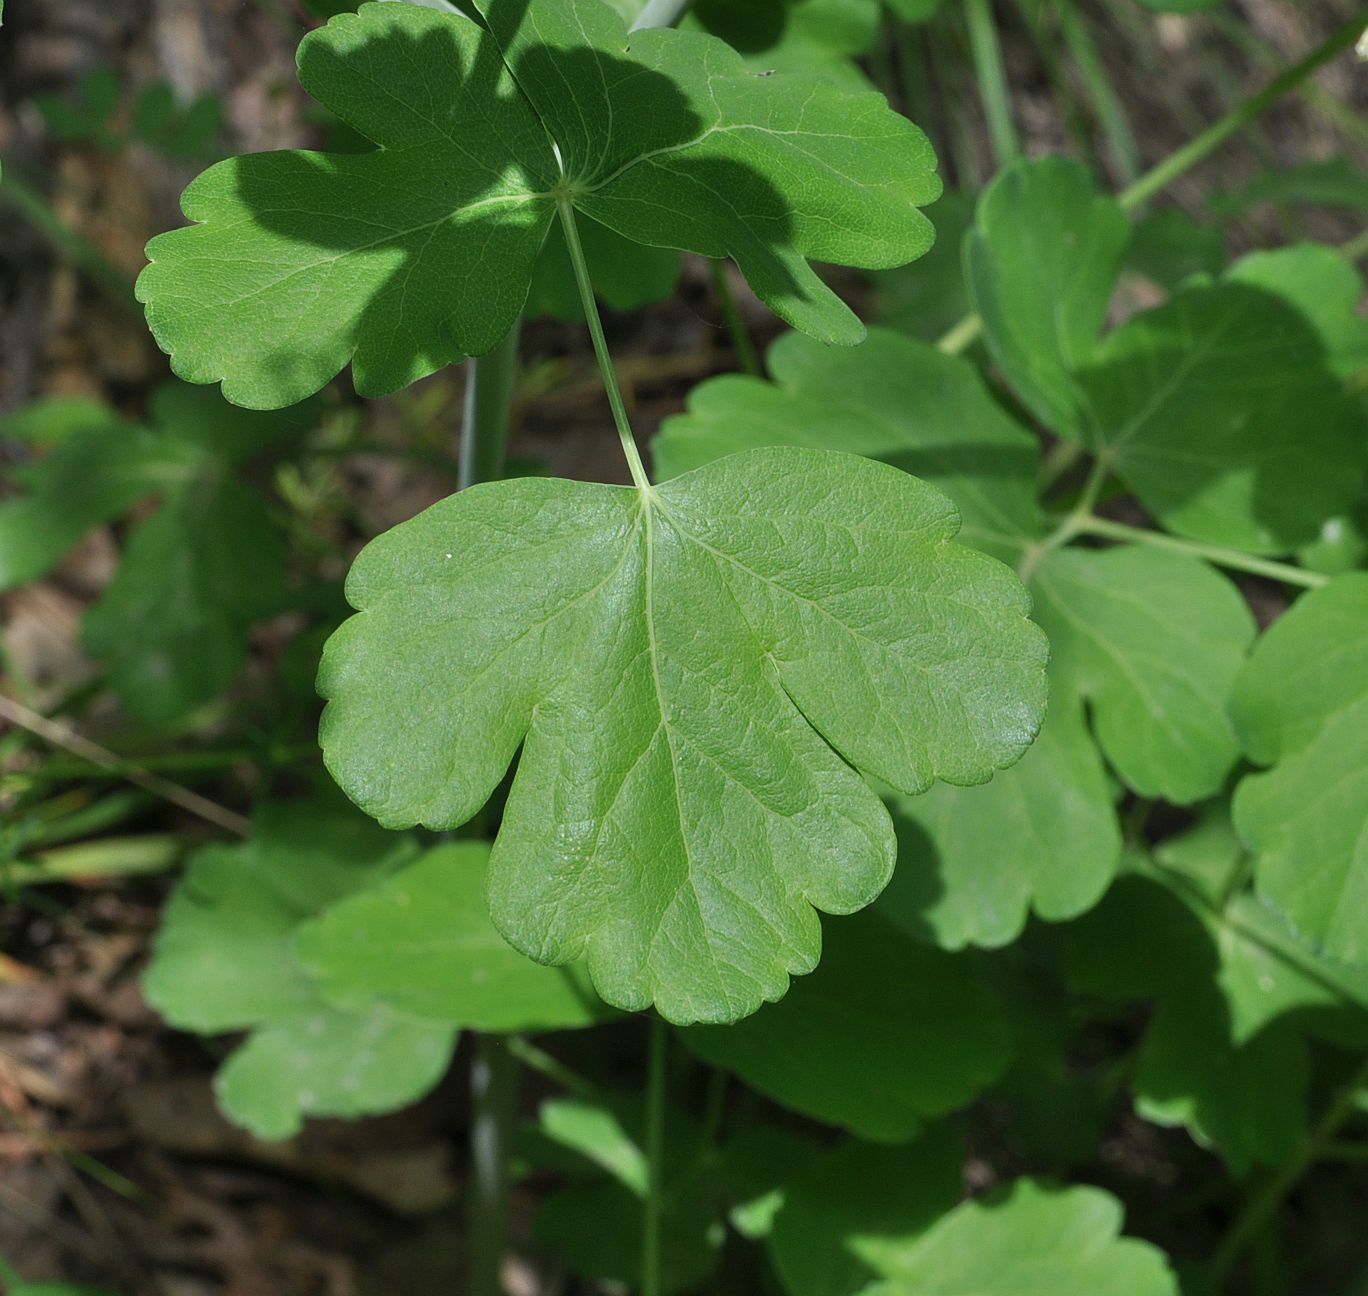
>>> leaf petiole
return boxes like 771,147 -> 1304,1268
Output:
1071,516 -> 1330,589
557,197 -> 653,492
642,1016 -> 668,1296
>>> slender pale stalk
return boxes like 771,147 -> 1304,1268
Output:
459,322 -> 521,491
630,0 -> 694,32
709,259 -> 762,377
1,169 -> 137,312
505,1036 -> 601,1099
0,695 -> 250,836
558,196 -> 652,491
469,1036 -> 519,1296
1057,0 -> 1141,183
1072,516 -> 1329,589
937,8 -> 1368,355
1119,7 -> 1368,211
964,0 -> 1022,167
642,1017 -> 668,1296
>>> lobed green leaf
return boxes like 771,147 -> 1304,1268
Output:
137,0 -> 939,408
319,447 -> 1047,1023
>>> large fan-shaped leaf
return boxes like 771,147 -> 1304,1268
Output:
138,0 -> 939,408
319,447 -> 1047,1023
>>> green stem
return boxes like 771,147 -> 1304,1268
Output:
629,0 -> 694,31
1118,7 -> 1368,211
1018,455 -> 1111,579
20,744 -> 313,783
505,1036 -> 601,1099
469,1035 -> 519,1296
0,168 -> 138,313
964,0 -> 1022,167
936,312 -> 984,355
642,1017 -> 668,1296
1072,516 -> 1329,589
558,197 -> 652,491
937,8 -> 1368,353
1211,1057 -> 1368,1286
460,322 -> 521,491
0,695 -> 250,837
1208,11 -> 1368,150
1057,0 -> 1141,183
709,259 -> 761,377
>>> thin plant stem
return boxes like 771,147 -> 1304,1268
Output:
18,744 -> 314,784
1118,7 -> 1368,212
1071,516 -> 1329,589
1018,455 -> 1112,579
456,321 -> 522,1296
964,0 -> 1022,167
642,1017 -> 668,1296
460,322 -> 521,491
709,259 -> 761,376
558,197 -> 652,491
1057,0 -> 1141,183
505,1036 -> 601,1099
630,0 -> 694,31
936,312 -> 984,355
469,1035 -> 519,1296
1211,1056 -> 1368,1286
0,695 -> 250,836
936,9 -> 1368,353
0,169 -> 137,313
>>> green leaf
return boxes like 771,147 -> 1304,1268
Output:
215,1008 -> 454,1141
143,801 -> 453,1140
653,328 -> 1042,562
138,0 -> 939,408
1057,861 -> 1364,1172
1079,282 -> 1366,552
884,0 -> 945,20
319,447 -> 1047,1023
683,0 -> 881,88
872,189 -> 975,344
0,404 -> 195,593
719,1127 -> 823,1240
1030,545 -> 1255,803
529,1095 -> 723,1293
1232,575 -> 1368,963
768,1126 -> 965,1296
82,477 -> 288,724
883,692 -> 1119,949
1212,158 -> 1368,217
680,910 -> 1012,1139
525,210 -> 680,322
295,842 -> 612,1030
1224,244 -> 1368,381
966,156 -> 1129,439
858,1180 -> 1179,1296
144,801 -> 415,1033
536,1181 -> 722,1293
1124,206 -> 1225,293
